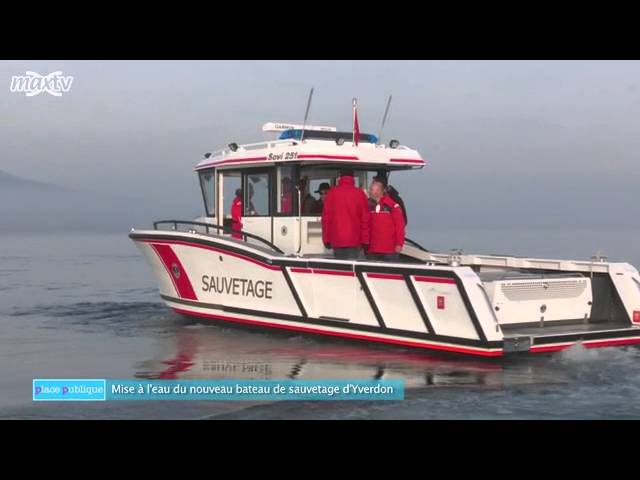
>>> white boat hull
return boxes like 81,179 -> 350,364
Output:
130,229 -> 640,358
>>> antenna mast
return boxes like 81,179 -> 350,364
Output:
376,95 -> 393,144
299,87 -> 314,142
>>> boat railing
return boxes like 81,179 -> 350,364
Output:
405,237 -> 430,253
240,139 -> 297,151
152,220 -> 285,254
205,139 -> 298,159
200,139 -> 417,166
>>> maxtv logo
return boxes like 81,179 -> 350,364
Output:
10,71 -> 73,97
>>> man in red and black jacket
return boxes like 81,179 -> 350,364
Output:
321,169 -> 370,260
366,177 -> 405,261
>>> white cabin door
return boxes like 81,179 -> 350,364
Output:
242,170 -> 273,245
271,165 -> 298,253
272,217 -> 299,253
217,169 -> 241,233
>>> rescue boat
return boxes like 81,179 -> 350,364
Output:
130,121 -> 640,357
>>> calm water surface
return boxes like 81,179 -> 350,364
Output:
1,230 -> 640,419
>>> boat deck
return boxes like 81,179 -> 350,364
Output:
501,321 -> 633,338
498,320 -> 640,352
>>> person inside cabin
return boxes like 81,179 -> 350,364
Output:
231,188 -> 243,239
281,177 -> 293,215
300,177 -> 317,215
321,169 -> 370,260
366,176 -> 405,261
310,182 -> 330,215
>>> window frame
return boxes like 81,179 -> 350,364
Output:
272,164 -> 300,217
198,168 -> 216,217
208,164 -> 392,221
242,168 -> 273,218
217,169 -> 243,223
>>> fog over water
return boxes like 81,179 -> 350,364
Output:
1,60 -> 639,233
2,232 -> 640,419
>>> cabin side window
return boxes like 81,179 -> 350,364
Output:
276,165 -> 295,215
199,169 -> 216,216
296,167 -> 391,217
244,171 -> 270,217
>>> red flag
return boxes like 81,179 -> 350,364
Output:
353,98 -> 359,146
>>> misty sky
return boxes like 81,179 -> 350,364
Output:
2,60 -> 640,230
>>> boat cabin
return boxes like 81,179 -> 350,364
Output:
194,123 -> 425,256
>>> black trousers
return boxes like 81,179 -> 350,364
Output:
333,247 -> 364,260
366,252 -> 399,262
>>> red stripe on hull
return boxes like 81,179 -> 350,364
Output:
414,276 -> 456,285
171,307 -> 503,357
366,273 -> 404,280
312,269 -> 355,277
291,267 -> 354,277
530,336 -> 640,353
139,239 -> 281,271
529,344 -> 570,353
585,337 -> 640,348
150,244 -> 198,300
291,267 -> 313,274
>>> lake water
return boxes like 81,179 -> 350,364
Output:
2,230 -> 640,419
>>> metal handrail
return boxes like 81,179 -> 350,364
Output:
404,237 -> 430,253
202,139 -> 298,160
152,220 -> 284,254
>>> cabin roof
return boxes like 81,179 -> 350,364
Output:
194,134 -> 425,171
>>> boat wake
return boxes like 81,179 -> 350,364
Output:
10,301 -> 182,337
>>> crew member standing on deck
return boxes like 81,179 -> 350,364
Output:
231,188 -> 243,239
322,169 -> 370,260
367,176 -> 405,261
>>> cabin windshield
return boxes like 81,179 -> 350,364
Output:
199,169 -> 215,216
203,165 -> 394,222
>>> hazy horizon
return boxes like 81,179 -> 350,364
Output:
2,60 -> 639,233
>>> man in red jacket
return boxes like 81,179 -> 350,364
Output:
367,177 -> 405,261
322,169 -> 370,260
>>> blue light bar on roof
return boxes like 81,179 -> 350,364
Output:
279,129 -> 378,144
